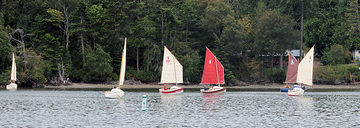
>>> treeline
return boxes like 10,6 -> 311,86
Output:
0,0 -> 359,87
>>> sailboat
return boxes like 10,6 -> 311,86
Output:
200,47 -> 226,94
159,46 -> 184,94
280,52 -> 304,92
105,38 -> 127,99
6,53 -> 18,90
288,45 -> 315,96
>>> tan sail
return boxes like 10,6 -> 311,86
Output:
10,53 -> 16,81
118,38 -> 127,87
160,46 -> 183,84
296,45 -> 315,86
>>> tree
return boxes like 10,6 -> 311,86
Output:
321,44 -> 351,65
304,0 -> 350,57
82,44 -> 114,82
253,9 -> 299,68
0,13 -> 11,85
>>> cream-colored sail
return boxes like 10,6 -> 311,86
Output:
10,53 -> 16,81
118,38 -> 127,87
160,46 -> 183,84
296,45 -> 315,86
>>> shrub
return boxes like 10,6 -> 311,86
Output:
314,64 -> 358,84
263,68 -> 286,83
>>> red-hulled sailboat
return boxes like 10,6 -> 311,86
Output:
159,46 -> 184,94
200,47 -> 226,94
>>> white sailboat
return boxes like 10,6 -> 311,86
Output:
7,53 -> 18,90
159,46 -> 184,94
105,38 -> 127,98
288,45 -> 315,96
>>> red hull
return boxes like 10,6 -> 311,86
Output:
159,88 -> 184,94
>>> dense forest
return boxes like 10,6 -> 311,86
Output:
0,0 -> 359,87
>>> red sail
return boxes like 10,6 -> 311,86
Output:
200,47 -> 225,85
285,52 -> 299,83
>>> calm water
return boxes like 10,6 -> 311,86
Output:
0,90 -> 360,127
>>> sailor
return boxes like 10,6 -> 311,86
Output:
163,85 -> 168,90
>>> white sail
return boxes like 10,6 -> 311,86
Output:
296,45 -> 315,86
10,53 -> 16,81
160,46 -> 183,84
119,38 -> 127,86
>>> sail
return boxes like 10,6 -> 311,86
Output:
200,47 -> 225,85
119,38 -> 127,86
285,52 -> 299,83
10,53 -> 16,81
160,46 -> 183,84
296,45 -> 315,86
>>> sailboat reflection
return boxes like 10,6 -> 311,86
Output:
201,93 -> 224,111
160,95 -> 182,112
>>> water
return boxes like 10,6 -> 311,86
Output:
0,90 -> 360,127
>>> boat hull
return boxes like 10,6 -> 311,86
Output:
6,83 -> 17,91
105,88 -> 124,99
280,86 -> 305,92
200,86 -> 226,94
159,86 -> 184,94
287,88 -> 304,96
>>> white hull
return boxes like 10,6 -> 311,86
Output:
6,83 -> 17,91
200,86 -> 226,94
288,87 -> 304,96
105,88 -> 124,99
159,86 -> 184,95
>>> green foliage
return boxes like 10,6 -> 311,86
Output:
0,0 -> 358,85
263,68 -> 286,83
82,45 -> 115,82
37,33 -> 65,76
253,9 -> 299,56
17,50 -> 50,87
314,64 -> 358,84
304,0 -> 351,57
0,70 -> 11,85
321,44 -> 351,65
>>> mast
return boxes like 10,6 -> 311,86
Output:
300,0 -> 304,60
215,57 -> 220,86
173,53 -> 177,86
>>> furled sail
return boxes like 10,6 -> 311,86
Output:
10,53 -> 16,81
119,38 -> 127,86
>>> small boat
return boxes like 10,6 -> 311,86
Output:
105,38 -> 127,99
281,52 -> 301,92
159,46 -> 184,94
287,85 -> 304,96
288,45 -> 315,96
159,85 -> 184,94
7,53 -> 17,91
200,47 -> 226,94
280,86 -> 305,92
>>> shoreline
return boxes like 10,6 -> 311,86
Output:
41,83 -> 360,92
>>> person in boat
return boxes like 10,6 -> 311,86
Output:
163,85 -> 168,90
203,86 -> 209,91
284,84 -> 290,88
